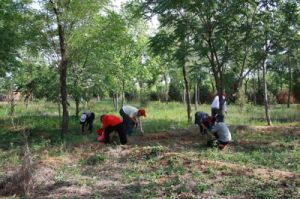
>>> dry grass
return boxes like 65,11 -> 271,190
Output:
0,125 -> 299,198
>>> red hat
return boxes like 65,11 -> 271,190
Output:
138,108 -> 146,117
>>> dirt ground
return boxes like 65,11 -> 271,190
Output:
1,125 -> 299,199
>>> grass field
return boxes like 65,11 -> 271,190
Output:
0,100 -> 299,198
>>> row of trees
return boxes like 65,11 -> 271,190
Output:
138,0 -> 299,124
0,0 -> 299,134
1,0 -> 166,136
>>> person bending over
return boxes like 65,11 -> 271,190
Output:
119,105 -> 146,135
80,112 -> 95,134
194,111 -> 215,135
208,115 -> 231,150
96,114 -> 127,145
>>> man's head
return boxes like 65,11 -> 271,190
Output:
138,108 -> 146,117
80,113 -> 87,123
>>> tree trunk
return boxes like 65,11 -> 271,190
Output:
115,93 -> 119,111
164,73 -> 169,102
113,92 -> 119,111
139,81 -> 143,106
9,82 -> 15,127
287,52 -> 292,108
25,98 -> 30,110
59,40 -> 69,136
215,69 -> 224,116
262,58 -> 272,126
198,78 -> 201,105
58,100 -> 61,129
121,80 -> 125,107
280,64 -> 284,91
211,81 -> 215,94
257,68 -> 262,91
182,61 -> 192,123
194,81 -> 198,111
253,71 -> 257,105
51,0 -> 69,136
218,89 -> 225,116
75,99 -> 80,118
182,85 -> 186,104
244,78 -> 248,97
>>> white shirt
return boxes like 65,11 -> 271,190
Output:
122,105 -> 144,134
211,96 -> 227,112
122,105 -> 138,118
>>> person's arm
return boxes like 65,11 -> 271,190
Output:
80,124 -> 84,134
200,123 -> 207,130
96,117 -> 108,135
138,118 -> 144,134
131,117 -> 138,124
211,124 -> 219,133
224,101 -> 228,114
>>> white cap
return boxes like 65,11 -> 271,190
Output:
80,114 -> 87,122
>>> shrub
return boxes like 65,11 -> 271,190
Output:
277,90 -> 296,104
168,81 -> 182,102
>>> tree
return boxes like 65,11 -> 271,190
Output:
140,0 -> 262,119
277,1 -> 300,108
0,0 -> 29,76
39,0 -> 108,135
147,26 -> 193,122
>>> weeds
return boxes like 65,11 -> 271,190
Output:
0,101 -> 299,198
83,154 -> 105,166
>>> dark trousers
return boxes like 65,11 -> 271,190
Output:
80,113 -> 95,133
87,113 -> 95,132
211,108 -> 219,117
104,123 -> 127,145
119,108 -> 134,136
210,132 -> 229,146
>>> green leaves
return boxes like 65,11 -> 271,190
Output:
0,0 -> 33,75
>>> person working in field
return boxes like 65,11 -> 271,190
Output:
119,105 -> 146,135
96,114 -> 127,145
194,111 -> 216,135
80,112 -> 95,134
211,93 -> 228,117
208,115 -> 232,150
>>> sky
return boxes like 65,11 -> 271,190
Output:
31,0 -> 159,31
112,0 -> 159,31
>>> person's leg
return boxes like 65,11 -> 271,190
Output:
207,132 -> 218,147
213,132 -> 219,139
120,109 -> 134,135
207,139 -> 216,147
104,126 -> 114,144
126,120 -> 134,136
88,122 -> 93,132
211,108 -> 218,117
120,109 -> 128,134
115,123 -> 127,144
218,140 -> 229,150
80,123 -> 85,134
200,125 -> 204,134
